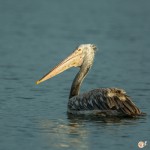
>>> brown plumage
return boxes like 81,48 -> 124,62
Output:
36,44 -> 142,117
68,88 -> 141,116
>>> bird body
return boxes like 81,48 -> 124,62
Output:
36,44 -> 142,117
68,88 -> 141,116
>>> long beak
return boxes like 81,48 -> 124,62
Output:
36,49 -> 83,84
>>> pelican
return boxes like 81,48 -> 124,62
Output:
36,44 -> 142,117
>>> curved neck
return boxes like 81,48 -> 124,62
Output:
69,65 -> 91,99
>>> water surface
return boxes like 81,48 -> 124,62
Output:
0,0 -> 150,150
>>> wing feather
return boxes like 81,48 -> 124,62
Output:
68,88 -> 141,116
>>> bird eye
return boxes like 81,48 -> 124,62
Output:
92,44 -> 97,51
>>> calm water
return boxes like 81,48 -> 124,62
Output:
0,0 -> 150,150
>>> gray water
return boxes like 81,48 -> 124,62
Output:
0,0 -> 150,150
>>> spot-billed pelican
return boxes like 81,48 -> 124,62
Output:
36,44 -> 142,117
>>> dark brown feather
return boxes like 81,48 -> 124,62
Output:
68,88 -> 142,116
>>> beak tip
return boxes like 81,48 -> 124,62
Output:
36,80 -> 40,85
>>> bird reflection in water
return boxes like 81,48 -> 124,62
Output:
38,115 -> 143,149
39,119 -> 89,149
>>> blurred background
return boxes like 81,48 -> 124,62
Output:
0,0 -> 150,150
